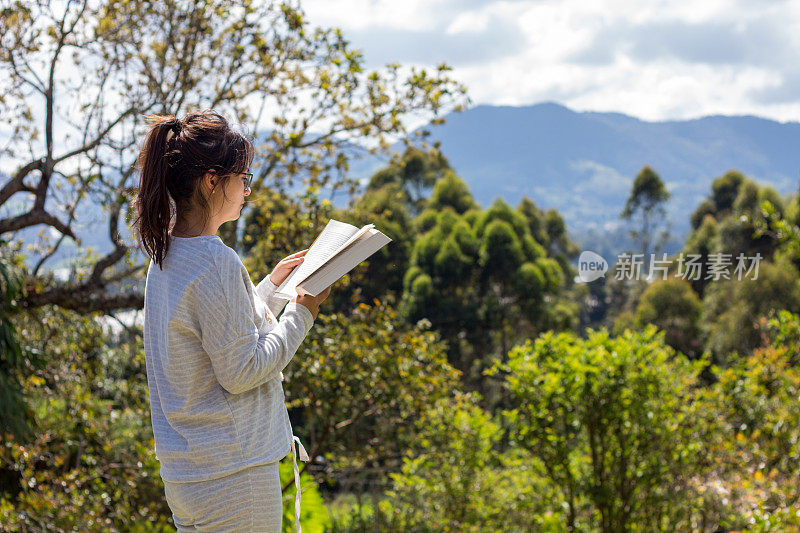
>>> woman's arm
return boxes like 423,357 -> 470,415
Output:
256,248 -> 307,316
197,248 -> 314,394
255,276 -> 290,317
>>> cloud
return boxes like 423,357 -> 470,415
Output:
752,67 -> 800,104
301,0 -> 800,121
569,18 -> 790,67
343,12 -> 529,67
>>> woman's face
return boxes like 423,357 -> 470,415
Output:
210,171 -> 251,223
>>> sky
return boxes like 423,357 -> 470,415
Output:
301,0 -> 800,122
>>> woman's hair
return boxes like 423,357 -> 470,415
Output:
132,109 -> 254,269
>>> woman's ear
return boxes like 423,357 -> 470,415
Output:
202,171 -> 217,195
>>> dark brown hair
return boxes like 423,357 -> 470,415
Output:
132,110 -> 254,269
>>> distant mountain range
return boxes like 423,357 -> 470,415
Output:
413,102 -> 800,258
6,102 -> 800,272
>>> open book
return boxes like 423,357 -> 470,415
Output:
274,219 -> 392,298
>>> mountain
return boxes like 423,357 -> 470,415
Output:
418,102 -> 800,257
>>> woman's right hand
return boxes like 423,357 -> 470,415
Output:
292,286 -> 332,321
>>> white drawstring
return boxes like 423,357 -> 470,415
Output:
290,435 -> 309,533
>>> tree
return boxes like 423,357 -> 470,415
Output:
365,146 -> 451,216
426,170 -> 479,214
402,174 -> 578,399
0,304 -> 174,529
241,164 -> 419,310
680,213 -> 719,298
701,256 -> 800,363
330,183 -> 417,305
620,166 -> 671,260
493,326 -> 707,532
0,0 -> 467,314
634,278 -> 703,358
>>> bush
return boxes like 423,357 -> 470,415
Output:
378,393 -> 563,532
494,325 -> 708,532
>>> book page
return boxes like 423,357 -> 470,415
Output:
275,219 -> 359,297
298,228 -> 392,296
325,223 -> 375,261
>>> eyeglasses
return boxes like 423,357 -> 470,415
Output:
210,167 -> 253,190
239,172 -> 253,190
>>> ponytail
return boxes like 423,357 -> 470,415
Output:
133,115 -> 182,269
132,110 -> 254,269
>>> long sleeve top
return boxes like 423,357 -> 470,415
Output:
143,234 -> 314,483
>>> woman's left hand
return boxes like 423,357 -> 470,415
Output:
269,249 -> 308,286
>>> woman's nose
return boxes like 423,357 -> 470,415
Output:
244,186 -> 251,196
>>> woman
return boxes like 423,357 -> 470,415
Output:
132,109 -> 330,532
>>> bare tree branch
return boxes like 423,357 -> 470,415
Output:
21,287 -> 143,314
0,208 -> 76,240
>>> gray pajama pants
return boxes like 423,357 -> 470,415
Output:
162,461 -> 283,532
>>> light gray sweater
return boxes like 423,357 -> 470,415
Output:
143,234 -> 314,483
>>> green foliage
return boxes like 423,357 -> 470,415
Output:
478,219 -> 525,279
284,297 -> 460,484
620,165 -> 671,219
515,262 -> 546,300
279,459 -> 330,533
365,146 -> 451,215
379,393 -> 564,532
690,309 -> 800,529
701,256 -> 800,363
324,492 -> 401,532
426,171 -> 479,214
711,170 -> 746,213
634,278 -> 703,358
242,186 -> 335,263
242,187 -> 364,310
435,235 -> 472,279
332,183 -> 417,304
733,180 -> 760,214
0,306 -> 173,529
674,172 -> 786,349
535,256 -> 565,292
517,197 -> 551,246
684,171 -> 780,280
0,246 -> 38,444
543,208 -> 580,261
414,209 -> 439,234
756,198 -> 800,273
2,0 -> 468,312
402,176 -> 580,396
690,199 -> 716,230
475,199 -> 528,238
494,325 -> 708,532
681,213 -> 719,296
620,165 -> 672,258
521,234 -> 546,261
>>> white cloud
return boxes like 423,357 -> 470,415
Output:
446,11 -> 489,34
301,0 -> 439,31
300,0 -> 800,121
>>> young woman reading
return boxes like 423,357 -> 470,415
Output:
132,109 -> 330,532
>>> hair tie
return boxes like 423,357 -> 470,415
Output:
165,121 -> 181,143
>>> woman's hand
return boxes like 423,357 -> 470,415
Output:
268,249 -> 308,286
293,286 -> 332,321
